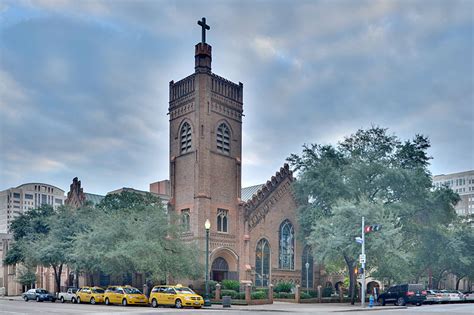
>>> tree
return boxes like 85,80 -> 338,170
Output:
72,192 -> 203,285
288,127 -> 458,303
5,204 -> 81,292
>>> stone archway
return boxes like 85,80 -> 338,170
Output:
210,247 -> 239,281
367,281 -> 381,294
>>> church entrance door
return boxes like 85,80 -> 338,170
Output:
211,257 -> 229,282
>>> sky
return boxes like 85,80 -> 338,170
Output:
0,0 -> 473,195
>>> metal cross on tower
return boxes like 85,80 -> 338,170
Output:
197,17 -> 210,44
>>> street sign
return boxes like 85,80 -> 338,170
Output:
359,254 -> 366,264
355,237 -> 363,244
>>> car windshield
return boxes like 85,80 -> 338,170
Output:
124,287 -> 141,294
175,287 -> 195,294
92,288 -> 105,293
37,289 -> 48,294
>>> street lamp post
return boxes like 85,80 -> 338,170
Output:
204,219 -> 211,307
305,262 -> 310,293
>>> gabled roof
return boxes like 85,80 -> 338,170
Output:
242,163 -> 294,219
241,184 -> 264,202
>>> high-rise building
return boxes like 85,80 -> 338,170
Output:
0,183 -> 66,233
433,170 -> 474,216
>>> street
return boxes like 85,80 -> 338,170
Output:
0,300 -> 473,315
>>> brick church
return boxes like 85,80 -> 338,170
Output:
167,18 -> 319,289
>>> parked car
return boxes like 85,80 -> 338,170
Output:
463,291 -> 474,302
77,286 -> 105,304
22,288 -> 56,302
425,289 -> 445,304
58,287 -> 78,303
377,284 -> 426,306
148,284 -> 203,309
104,285 -> 147,306
441,290 -> 464,302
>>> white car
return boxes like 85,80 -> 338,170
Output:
57,288 -> 78,303
425,290 -> 445,304
463,291 -> 474,302
441,290 -> 464,302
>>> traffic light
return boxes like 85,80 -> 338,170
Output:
359,267 -> 364,274
354,267 -> 358,275
364,224 -> 382,233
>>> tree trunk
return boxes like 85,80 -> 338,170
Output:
52,264 -> 63,293
455,275 -> 465,290
344,254 -> 356,305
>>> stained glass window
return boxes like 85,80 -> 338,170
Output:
255,238 -> 270,286
279,219 -> 294,270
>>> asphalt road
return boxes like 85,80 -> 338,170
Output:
0,300 -> 473,315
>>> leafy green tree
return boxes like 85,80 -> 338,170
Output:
288,127 -> 458,303
72,192 -> 203,285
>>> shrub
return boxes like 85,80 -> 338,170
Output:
235,292 -> 246,300
222,280 -> 240,291
254,287 -> 268,295
251,291 -> 267,300
300,291 -> 311,299
274,281 -> 293,293
308,290 -> 318,298
221,289 -> 238,299
208,280 -> 217,292
274,292 -> 295,299
322,287 -> 333,297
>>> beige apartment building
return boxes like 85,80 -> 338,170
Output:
0,183 -> 66,234
433,170 -> 474,216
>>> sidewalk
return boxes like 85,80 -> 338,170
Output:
201,301 -> 407,313
0,296 -> 406,312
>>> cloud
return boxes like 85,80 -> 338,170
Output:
0,0 -> 472,193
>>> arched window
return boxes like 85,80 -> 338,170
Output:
301,245 -> 314,288
180,122 -> 192,154
279,219 -> 294,270
255,238 -> 270,287
216,123 -> 230,155
181,209 -> 190,232
217,208 -> 228,232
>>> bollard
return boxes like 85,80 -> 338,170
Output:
215,283 -> 221,301
143,284 -> 148,298
339,288 -> 343,303
317,285 -> 322,303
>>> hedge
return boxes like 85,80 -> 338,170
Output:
222,280 -> 240,291
274,281 -> 293,293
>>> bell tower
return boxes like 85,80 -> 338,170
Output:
168,18 -> 244,276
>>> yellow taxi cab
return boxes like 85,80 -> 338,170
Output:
104,285 -> 148,306
149,284 -> 203,309
76,286 -> 105,304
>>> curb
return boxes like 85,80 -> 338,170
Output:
336,306 -> 407,312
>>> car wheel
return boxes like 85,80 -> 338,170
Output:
397,297 -> 406,306
175,299 -> 182,309
105,298 -> 110,305
151,298 -> 158,308
194,306 -> 202,309
416,302 -> 421,306
72,297 -> 76,304
379,298 -> 385,306
90,297 -> 96,305
60,296 -> 65,303
23,296 -> 28,302
36,296 -> 40,302
51,299 -> 56,303
122,298 -> 127,306
77,297 -> 81,304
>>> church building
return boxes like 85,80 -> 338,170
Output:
167,18 -> 319,288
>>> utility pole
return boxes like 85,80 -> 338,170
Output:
361,216 -> 366,307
